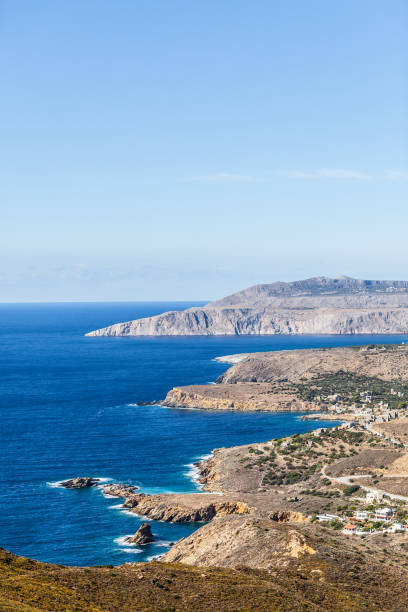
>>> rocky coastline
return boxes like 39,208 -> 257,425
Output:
85,276 -> 408,337
33,342 -> 408,609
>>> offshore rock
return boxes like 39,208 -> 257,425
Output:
126,523 -> 154,545
61,477 -> 100,489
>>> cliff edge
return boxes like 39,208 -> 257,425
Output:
86,276 -> 408,336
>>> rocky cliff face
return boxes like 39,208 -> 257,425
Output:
86,276 -> 408,336
164,383 -> 316,412
102,486 -> 251,522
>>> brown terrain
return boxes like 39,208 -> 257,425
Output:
6,344 -> 408,610
3,541 -> 408,611
6,423 -> 408,610
164,382 -> 315,412
165,344 -> 408,411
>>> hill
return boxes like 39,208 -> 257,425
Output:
86,276 -> 408,336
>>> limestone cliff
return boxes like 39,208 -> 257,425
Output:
86,276 -> 408,336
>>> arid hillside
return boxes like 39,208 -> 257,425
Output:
86,276 -> 408,336
165,344 -> 408,412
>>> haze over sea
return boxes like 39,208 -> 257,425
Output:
1,302 -> 407,566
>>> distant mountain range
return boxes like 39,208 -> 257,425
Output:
86,276 -> 408,336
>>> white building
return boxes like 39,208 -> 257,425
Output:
355,511 -> 369,521
316,514 -> 343,522
374,507 -> 394,521
366,491 -> 384,504
387,522 -> 403,532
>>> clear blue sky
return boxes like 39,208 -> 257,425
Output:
1,1 -> 407,301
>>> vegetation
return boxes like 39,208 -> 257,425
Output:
293,370 -> 408,409
242,428 -> 379,488
344,485 -> 361,496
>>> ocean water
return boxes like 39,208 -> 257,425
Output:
1,302 -> 406,567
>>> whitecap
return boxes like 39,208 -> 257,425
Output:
48,476 -> 113,489
109,503 -> 124,509
114,535 -> 137,547
46,480 -> 65,488
154,539 -> 174,547
146,553 -> 164,561
184,453 -> 213,490
120,509 -> 152,520
197,453 -> 213,461
122,548 -> 143,554
103,493 -> 117,499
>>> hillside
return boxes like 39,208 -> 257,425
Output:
164,344 -> 408,412
86,276 -> 408,336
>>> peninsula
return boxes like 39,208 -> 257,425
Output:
164,343 -> 408,414
86,276 -> 408,336
5,344 -> 408,611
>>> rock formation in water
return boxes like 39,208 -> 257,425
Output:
126,523 -> 154,545
86,276 -> 408,336
61,477 -> 100,489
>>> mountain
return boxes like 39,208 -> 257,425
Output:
86,276 -> 408,336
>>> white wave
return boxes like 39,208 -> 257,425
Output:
127,403 -> 139,406
114,535 -> 139,547
197,453 -> 213,461
122,548 -> 143,554
103,493 -> 117,499
119,509 -> 152,520
154,539 -> 174,547
47,476 -> 113,489
184,453 -> 213,490
46,480 -> 65,488
146,553 -> 164,561
109,503 -> 124,509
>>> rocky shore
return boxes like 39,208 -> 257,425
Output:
103,485 -> 252,522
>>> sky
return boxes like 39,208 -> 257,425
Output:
0,0 -> 407,301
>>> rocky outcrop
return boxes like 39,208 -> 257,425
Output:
164,383 -> 317,412
126,523 -> 154,545
162,516 -> 316,569
103,483 -> 139,497
61,477 -> 100,489
268,510 -> 309,523
86,276 -> 408,336
102,486 -> 251,522
163,344 -> 408,413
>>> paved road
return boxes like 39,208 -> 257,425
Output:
321,465 -> 408,502
365,422 -> 405,447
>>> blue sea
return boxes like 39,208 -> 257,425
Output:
1,302 -> 407,566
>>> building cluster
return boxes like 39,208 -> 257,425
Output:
315,491 -> 407,535
321,391 -> 402,425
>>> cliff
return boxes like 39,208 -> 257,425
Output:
86,276 -> 408,336
163,344 -> 408,412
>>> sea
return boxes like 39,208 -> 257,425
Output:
1,301 -> 406,566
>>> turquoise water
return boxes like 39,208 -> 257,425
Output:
1,302 -> 406,566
